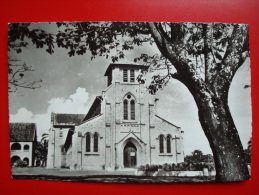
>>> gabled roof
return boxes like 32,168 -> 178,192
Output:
155,115 -> 180,128
104,63 -> 149,76
9,123 -> 37,142
116,131 -> 146,146
82,96 -> 102,122
51,113 -> 85,127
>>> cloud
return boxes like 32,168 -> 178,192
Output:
10,88 -> 90,139
47,87 -> 89,114
10,108 -> 34,122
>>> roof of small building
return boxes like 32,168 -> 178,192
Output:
9,123 -> 37,142
104,63 -> 149,76
52,113 -> 85,126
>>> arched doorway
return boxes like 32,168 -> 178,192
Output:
11,155 -> 20,166
123,142 -> 137,168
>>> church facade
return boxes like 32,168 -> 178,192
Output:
47,63 -> 184,170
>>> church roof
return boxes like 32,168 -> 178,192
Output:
52,113 -> 85,127
82,96 -> 103,122
155,115 -> 180,129
9,123 -> 37,142
104,63 -> 149,76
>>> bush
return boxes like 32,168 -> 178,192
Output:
138,162 -> 215,172
14,159 -> 27,167
161,162 -> 215,171
149,165 -> 158,171
138,164 -> 158,171
138,165 -> 146,171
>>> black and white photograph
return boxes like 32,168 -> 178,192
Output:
8,21 -> 252,183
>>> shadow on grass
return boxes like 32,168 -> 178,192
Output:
12,174 -> 216,183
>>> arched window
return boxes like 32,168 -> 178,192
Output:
130,100 -> 135,120
86,133 -> 91,152
11,143 -> 21,150
94,133 -> 98,152
159,135 -> 164,153
123,94 -> 136,121
24,145 -> 30,150
130,69 -> 135,82
167,135 -> 171,153
123,99 -> 128,120
123,69 -> 128,82
23,157 -> 29,166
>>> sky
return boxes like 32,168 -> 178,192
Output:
8,22 -> 252,155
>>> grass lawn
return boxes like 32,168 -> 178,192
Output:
12,167 -> 216,183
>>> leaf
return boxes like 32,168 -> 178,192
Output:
217,48 -> 224,52
8,68 -> 13,74
215,52 -> 223,61
68,50 -> 75,57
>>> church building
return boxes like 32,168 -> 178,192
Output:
47,63 -> 184,170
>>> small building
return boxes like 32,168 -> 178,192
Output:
47,63 -> 184,170
47,113 -> 85,168
9,123 -> 37,166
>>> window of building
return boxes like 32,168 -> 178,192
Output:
123,69 -> 128,82
94,133 -> 98,152
123,99 -> 128,120
123,94 -> 136,121
23,157 -> 29,166
159,135 -> 164,153
86,133 -> 91,152
59,129 -> 63,137
167,135 -> 171,153
11,143 -> 21,150
24,145 -> 30,150
130,69 -> 135,82
130,100 -> 135,120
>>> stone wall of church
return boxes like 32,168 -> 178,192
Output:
47,129 -> 54,168
66,64 -> 185,170
65,146 -> 72,168
150,116 -> 184,165
47,127 -> 70,168
72,115 -> 106,170
103,70 -> 157,169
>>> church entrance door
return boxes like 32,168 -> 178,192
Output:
123,142 -> 137,168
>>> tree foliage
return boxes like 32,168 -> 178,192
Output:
8,21 -> 250,181
8,24 -> 44,92
34,133 -> 49,167
8,59 -> 42,92
8,22 -> 249,94
185,150 -> 214,164
244,137 -> 252,164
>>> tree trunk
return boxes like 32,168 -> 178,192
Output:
148,22 -> 250,181
191,88 -> 250,181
